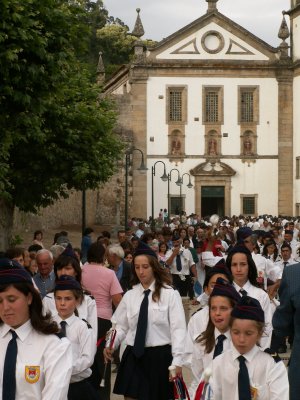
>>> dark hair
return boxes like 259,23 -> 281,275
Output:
33,230 -> 43,240
54,286 -> 83,310
83,227 -> 94,236
87,242 -> 105,263
54,255 -> 82,283
281,241 -> 292,251
132,254 -> 172,302
102,231 -> 111,239
0,282 -> 59,334
28,244 -> 43,253
158,242 -> 167,254
262,240 -> 278,260
140,233 -> 154,244
226,250 -> 259,287
198,296 -> 237,353
230,318 -> 265,341
203,268 -> 233,289
5,247 -> 24,259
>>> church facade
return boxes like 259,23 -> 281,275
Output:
104,0 -> 300,220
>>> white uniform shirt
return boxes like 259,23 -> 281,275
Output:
54,314 -> 96,383
165,247 -> 195,275
111,281 -> 186,366
275,257 -> 298,273
43,292 -> 98,344
189,329 -> 232,399
212,345 -> 289,400
252,253 -> 282,283
184,306 -> 209,367
233,281 -> 272,349
0,320 -> 72,400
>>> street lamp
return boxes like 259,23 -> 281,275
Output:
124,148 -> 148,230
166,168 -> 182,223
179,173 -> 193,223
151,161 -> 168,222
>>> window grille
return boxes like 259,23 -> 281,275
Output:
241,91 -> 254,122
205,91 -> 219,122
243,197 -> 255,215
169,90 -> 182,122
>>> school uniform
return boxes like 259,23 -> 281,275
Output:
184,306 -> 209,366
0,320 -> 72,400
212,344 -> 289,400
43,292 -> 98,344
165,247 -> 195,296
189,329 -> 232,399
54,314 -> 97,400
233,281 -> 273,349
111,281 -> 187,400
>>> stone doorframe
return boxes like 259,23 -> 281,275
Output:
190,160 -> 236,217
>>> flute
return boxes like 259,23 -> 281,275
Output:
100,323 -> 117,387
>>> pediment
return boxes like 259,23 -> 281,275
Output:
190,160 -> 236,176
148,11 -> 278,63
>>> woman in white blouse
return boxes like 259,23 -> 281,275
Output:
104,245 -> 186,400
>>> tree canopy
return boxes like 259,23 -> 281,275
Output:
0,0 -> 123,230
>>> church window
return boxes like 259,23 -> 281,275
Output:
167,87 -> 187,124
241,195 -> 257,215
238,86 -> 259,124
203,86 -> 223,124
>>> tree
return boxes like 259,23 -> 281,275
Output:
0,0 -> 123,249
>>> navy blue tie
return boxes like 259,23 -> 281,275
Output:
133,289 -> 151,358
176,254 -> 182,271
213,334 -> 226,359
3,330 -> 18,400
238,355 -> 251,400
60,321 -> 67,337
239,289 -> 248,297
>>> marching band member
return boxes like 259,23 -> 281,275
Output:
212,296 -> 289,400
53,275 -> 97,400
43,252 -> 98,343
188,278 -> 240,399
104,243 -> 186,400
226,246 -> 273,349
0,258 -> 72,400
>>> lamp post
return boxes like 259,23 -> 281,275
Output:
167,168 -> 182,223
179,173 -> 193,223
124,148 -> 148,230
151,161 -> 168,223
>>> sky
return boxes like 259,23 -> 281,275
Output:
103,0 -> 291,46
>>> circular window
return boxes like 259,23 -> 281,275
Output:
201,30 -> 225,54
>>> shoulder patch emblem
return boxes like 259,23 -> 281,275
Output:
25,366 -> 40,383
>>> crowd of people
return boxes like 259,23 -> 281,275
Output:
0,213 -> 299,399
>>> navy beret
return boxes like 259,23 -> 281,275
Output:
210,277 -> 241,303
236,227 -> 253,241
228,245 -> 252,257
55,275 -> 82,291
0,258 -> 33,285
231,295 -> 265,323
134,241 -> 157,259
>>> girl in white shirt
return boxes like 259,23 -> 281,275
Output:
226,246 -> 273,349
212,295 -> 289,400
189,277 -> 240,399
104,245 -> 186,400
54,275 -> 97,400
0,258 -> 72,400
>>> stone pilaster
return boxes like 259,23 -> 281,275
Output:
276,69 -> 294,215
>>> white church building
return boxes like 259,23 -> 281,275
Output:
103,0 -> 300,220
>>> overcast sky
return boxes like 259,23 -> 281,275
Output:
103,0 -> 291,46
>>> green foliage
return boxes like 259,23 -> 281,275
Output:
0,0 -> 123,213
9,235 -> 24,247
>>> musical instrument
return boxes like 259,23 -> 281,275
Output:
100,323 -> 117,387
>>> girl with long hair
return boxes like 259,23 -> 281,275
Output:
104,244 -> 186,400
0,259 -> 72,399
